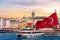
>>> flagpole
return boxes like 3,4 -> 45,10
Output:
55,9 -> 59,28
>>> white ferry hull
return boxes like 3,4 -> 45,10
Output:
19,33 -> 44,38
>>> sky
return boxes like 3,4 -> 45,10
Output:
0,0 -> 60,18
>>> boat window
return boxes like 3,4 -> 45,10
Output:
21,29 -> 33,31
26,32 -> 31,34
32,32 -> 42,34
21,32 -> 31,34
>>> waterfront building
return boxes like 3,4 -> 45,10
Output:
0,17 -> 3,29
3,18 -> 10,28
9,18 -> 19,28
18,21 -> 26,29
18,16 -> 28,29
0,17 -> 19,29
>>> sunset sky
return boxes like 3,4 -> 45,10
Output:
0,0 -> 60,18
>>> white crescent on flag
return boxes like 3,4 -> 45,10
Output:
49,18 -> 54,24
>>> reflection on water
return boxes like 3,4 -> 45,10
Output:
0,33 -> 60,40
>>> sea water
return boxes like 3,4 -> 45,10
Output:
0,33 -> 60,40
0,33 -> 17,40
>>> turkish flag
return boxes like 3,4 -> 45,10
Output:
46,12 -> 59,27
36,12 -> 59,29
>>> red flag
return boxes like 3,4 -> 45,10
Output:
46,12 -> 59,27
35,21 -> 44,29
36,12 -> 59,29
36,18 -> 47,29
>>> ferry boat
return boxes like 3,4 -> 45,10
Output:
17,28 -> 45,38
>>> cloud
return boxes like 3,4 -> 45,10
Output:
0,0 -> 60,6
0,0 -> 60,18
0,0 -> 60,13
0,0 -> 52,6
